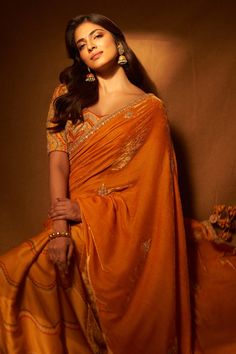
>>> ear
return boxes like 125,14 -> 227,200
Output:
114,38 -> 120,47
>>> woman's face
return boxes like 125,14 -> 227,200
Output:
74,21 -> 118,72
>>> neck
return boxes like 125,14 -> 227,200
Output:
95,64 -> 132,96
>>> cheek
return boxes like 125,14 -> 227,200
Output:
79,50 -> 92,66
79,52 -> 88,63
105,39 -> 118,56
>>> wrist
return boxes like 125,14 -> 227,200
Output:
52,220 -> 68,233
49,230 -> 71,240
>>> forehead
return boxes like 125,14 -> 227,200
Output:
74,21 -> 106,41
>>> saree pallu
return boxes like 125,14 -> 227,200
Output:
0,90 -> 192,354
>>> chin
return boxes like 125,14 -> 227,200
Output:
92,58 -> 118,74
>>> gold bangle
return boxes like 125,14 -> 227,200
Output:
48,231 -> 71,240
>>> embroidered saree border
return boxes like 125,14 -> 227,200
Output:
68,93 -> 156,157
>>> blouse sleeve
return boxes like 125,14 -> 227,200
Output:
46,84 -> 68,154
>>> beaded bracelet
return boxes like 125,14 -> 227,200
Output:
48,231 -> 71,240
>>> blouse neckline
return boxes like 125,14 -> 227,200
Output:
83,93 -> 154,118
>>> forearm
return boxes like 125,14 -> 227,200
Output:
49,151 -> 69,232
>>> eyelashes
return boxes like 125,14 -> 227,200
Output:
78,44 -> 85,51
78,33 -> 104,51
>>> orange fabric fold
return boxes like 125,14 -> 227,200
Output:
0,93 -> 192,353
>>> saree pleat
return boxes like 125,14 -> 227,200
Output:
0,92 -> 192,353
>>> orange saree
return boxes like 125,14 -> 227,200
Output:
0,87 -> 192,354
186,218 -> 236,354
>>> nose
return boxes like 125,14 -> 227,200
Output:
87,38 -> 96,53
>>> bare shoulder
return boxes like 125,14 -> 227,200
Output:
127,85 -> 145,97
117,86 -> 146,104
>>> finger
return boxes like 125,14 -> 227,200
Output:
67,241 -> 74,267
56,261 -> 66,274
54,201 -> 71,209
51,215 -> 68,221
50,212 -> 66,219
59,248 -> 67,264
54,201 -> 68,208
56,260 -> 67,273
51,209 -> 68,217
54,244 -> 62,261
48,242 -> 57,264
50,209 -> 68,217
48,210 -> 53,218
48,206 -> 55,215
57,197 -> 69,202
52,204 -> 67,211
57,250 -> 68,273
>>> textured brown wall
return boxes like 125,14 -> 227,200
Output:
1,0 -> 235,253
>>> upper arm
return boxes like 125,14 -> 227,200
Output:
49,150 -> 69,172
49,151 -> 70,196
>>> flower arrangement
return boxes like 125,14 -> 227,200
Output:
209,205 -> 236,241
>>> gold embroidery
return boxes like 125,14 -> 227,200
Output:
81,264 -> 107,353
141,238 -> 152,254
125,238 -> 152,307
97,183 -> 132,196
47,130 -> 68,153
97,183 -> 109,196
67,94 -> 153,154
111,130 -> 148,171
46,85 -> 69,154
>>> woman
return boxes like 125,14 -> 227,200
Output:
0,14 -> 191,354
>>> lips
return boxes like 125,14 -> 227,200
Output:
90,51 -> 103,60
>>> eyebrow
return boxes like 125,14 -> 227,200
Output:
76,29 -> 105,45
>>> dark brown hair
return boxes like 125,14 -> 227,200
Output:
51,13 -> 157,132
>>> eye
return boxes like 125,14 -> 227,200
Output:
78,43 -> 85,51
94,33 -> 103,39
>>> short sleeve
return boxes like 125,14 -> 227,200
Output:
46,84 -> 68,154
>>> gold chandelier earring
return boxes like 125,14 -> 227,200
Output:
85,67 -> 96,82
117,43 -> 128,65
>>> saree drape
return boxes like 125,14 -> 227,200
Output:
186,219 -> 236,354
0,86 -> 192,354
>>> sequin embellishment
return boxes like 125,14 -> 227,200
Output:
124,111 -> 134,119
141,238 -> 152,254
